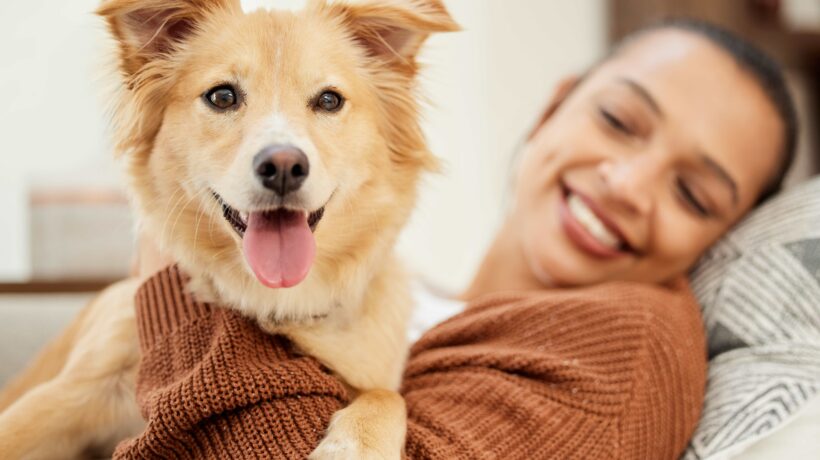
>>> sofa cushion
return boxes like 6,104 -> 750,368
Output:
683,177 -> 820,459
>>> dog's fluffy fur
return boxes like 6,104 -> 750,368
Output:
0,0 -> 456,458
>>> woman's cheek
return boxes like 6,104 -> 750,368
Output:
654,225 -> 710,271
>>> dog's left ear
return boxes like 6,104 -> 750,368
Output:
320,0 -> 459,65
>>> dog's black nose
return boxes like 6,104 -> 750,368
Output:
253,144 -> 310,196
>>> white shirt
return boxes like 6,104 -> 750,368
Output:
407,281 -> 465,343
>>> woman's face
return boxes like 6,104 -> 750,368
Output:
513,29 -> 785,287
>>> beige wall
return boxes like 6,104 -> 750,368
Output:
0,0 -> 116,280
400,1 -> 607,291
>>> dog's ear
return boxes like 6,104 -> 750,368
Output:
320,0 -> 459,65
97,0 -> 239,75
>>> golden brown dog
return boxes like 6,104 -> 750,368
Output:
0,0 -> 456,458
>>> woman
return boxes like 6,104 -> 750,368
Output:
120,19 -> 797,459
468,20 -> 795,296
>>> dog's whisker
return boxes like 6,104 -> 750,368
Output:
209,201 -> 228,245
192,200 -> 206,257
161,192 -> 196,253
168,195 -> 197,247
156,189 -> 184,235
210,248 -> 232,262
155,179 -> 200,227
158,188 -> 190,254
193,187 -> 217,252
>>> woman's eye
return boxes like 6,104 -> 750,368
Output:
599,108 -> 631,134
204,85 -> 239,111
314,91 -> 345,113
676,177 -> 710,217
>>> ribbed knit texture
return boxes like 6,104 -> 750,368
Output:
115,266 -> 706,459
402,282 -> 707,459
113,266 -> 350,459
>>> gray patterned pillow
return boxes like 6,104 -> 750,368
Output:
683,177 -> 820,459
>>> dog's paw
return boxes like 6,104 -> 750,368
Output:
309,423 -> 401,460
309,389 -> 405,460
309,435 -> 376,460
308,408 -> 403,460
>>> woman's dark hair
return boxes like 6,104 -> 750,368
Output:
620,18 -> 799,204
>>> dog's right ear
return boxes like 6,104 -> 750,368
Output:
316,0 -> 459,67
97,0 -> 239,75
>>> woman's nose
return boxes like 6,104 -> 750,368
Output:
596,157 -> 656,216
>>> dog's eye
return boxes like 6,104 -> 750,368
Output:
314,91 -> 344,113
204,85 -> 239,111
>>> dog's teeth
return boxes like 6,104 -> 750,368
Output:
240,212 -> 249,223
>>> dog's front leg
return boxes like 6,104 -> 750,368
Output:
288,323 -> 409,460
309,389 -> 406,460
284,271 -> 412,460
0,372 -> 143,460
0,279 -> 144,459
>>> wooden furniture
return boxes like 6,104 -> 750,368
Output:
0,281 -> 114,294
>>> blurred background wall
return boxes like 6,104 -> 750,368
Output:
401,0 -> 607,291
0,0 -> 121,282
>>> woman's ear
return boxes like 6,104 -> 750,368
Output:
526,75 -> 581,141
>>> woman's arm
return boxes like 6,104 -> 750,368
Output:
117,265 -> 705,459
401,284 -> 706,459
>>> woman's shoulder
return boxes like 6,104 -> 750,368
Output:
405,278 -> 707,460
462,277 -> 703,330
413,278 -> 706,363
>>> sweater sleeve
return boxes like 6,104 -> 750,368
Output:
400,281 -> 707,460
117,268 -> 705,460
113,266 -> 350,460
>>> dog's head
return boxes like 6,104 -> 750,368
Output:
100,0 -> 456,320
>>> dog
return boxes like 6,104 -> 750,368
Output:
0,0 -> 457,458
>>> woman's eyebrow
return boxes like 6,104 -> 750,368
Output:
699,153 -> 739,207
618,78 -> 664,118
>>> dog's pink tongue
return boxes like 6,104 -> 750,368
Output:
243,210 -> 316,289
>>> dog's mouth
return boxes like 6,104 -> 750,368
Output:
212,192 -> 327,289
215,194 -> 325,238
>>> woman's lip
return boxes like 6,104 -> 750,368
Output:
561,182 -> 635,252
558,188 -> 632,260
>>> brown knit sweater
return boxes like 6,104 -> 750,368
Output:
114,266 -> 706,459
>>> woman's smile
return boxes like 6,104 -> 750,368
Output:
465,27 -> 790,294
558,182 -> 634,259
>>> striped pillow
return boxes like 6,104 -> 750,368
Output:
683,177 -> 820,459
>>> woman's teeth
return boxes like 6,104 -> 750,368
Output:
567,193 -> 621,250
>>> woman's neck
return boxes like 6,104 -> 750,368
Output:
461,221 -> 550,301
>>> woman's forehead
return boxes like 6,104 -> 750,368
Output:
600,30 -> 748,90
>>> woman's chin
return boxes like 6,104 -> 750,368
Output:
527,240 -> 617,288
